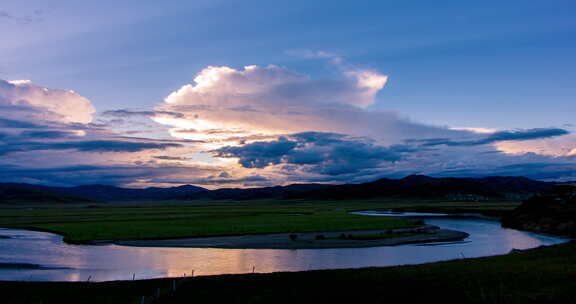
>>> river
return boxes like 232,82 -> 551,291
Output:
0,212 -> 569,282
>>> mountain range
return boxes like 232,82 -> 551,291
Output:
0,175 -> 560,203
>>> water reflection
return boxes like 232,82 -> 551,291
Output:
0,215 -> 569,282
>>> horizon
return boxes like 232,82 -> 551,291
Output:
1,1 -> 575,188
2,174 -> 565,190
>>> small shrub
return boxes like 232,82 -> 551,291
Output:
338,233 -> 347,239
315,234 -> 326,240
289,234 -> 298,241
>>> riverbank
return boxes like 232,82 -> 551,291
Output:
112,225 -> 469,249
2,241 -> 575,304
0,201 -> 427,243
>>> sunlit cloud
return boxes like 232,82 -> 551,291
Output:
154,63 -> 447,148
0,79 -> 95,124
1,57 -> 575,188
495,134 -> 576,157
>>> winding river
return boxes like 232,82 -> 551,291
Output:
0,212 -> 569,282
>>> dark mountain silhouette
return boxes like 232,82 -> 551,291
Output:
44,184 -> 208,201
0,175 -> 557,203
199,175 -> 552,201
0,183 -> 94,204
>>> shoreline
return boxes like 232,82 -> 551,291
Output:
1,222 -> 469,249
112,226 -> 470,249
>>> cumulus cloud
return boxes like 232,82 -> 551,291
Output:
1,61 -> 575,188
0,79 -> 95,124
147,61 -> 576,185
154,64 -> 461,146
0,79 -> 213,187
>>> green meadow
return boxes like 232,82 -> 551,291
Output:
0,199 -> 519,243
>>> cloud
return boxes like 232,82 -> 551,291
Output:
0,79 -> 207,187
154,64 -> 459,146
0,140 -> 181,156
0,79 -> 95,124
148,61 -> 576,185
495,133 -> 576,157
416,128 -> 570,147
19,130 -> 78,139
0,117 -> 44,129
0,9 -> 43,24
153,155 -> 189,161
432,162 -> 576,182
0,164 -> 218,187
1,62 -> 574,188
214,131 -> 406,176
102,109 -> 184,119
0,10 -> 13,19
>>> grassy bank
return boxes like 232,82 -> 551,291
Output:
0,199 -> 520,242
1,241 -> 575,304
0,200 -> 429,242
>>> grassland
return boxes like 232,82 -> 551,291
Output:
0,200 -> 411,243
1,241 -> 574,304
0,199 -> 520,243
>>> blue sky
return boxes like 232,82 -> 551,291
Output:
0,1 -> 575,187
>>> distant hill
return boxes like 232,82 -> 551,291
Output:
183,175 -> 554,201
501,185 -> 576,236
0,175 -> 557,203
0,183 -> 95,204
44,184 -> 208,201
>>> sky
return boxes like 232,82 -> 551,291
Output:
0,0 -> 575,188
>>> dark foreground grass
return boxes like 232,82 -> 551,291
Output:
2,241 -> 575,304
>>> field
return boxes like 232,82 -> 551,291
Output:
0,199 -> 519,243
1,240 -> 575,304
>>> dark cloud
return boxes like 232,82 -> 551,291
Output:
214,131 -> 405,175
47,140 -> 181,152
215,137 -> 298,168
154,174 -> 271,187
20,130 -> 76,139
0,140 -> 181,155
417,128 -> 569,147
0,118 -> 45,129
0,164 -> 212,187
433,162 -> 576,181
